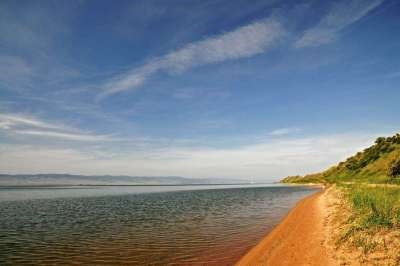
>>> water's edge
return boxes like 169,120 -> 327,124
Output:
0,185 -> 318,265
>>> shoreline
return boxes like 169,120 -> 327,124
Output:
0,183 -> 276,188
236,188 -> 332,266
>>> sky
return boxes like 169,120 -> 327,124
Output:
0,0 -> 399,181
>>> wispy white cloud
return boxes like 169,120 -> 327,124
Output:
100,18 -> 285,96
13,130 -> 114,142
0,113 -> 66,130
0,113 -> 117,142
295,0 -> 384,48
269,127 -> 301,136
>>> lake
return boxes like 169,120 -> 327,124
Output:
0,184 -> 318,265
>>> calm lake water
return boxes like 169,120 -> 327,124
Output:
0,184 -> 318,265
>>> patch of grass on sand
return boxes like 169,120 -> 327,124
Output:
349,185 -> 400,228
336,184 -> 400,255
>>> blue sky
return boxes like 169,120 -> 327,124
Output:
0,0 -> 399,181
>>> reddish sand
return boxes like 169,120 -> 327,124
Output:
236,189 -> 334,266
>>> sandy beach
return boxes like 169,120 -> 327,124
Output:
236,189 -> 334,266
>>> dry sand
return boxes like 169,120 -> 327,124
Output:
236,186 -> 400,265
236,189 -> 336,266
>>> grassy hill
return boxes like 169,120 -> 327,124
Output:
282,133 -> 400,184
282,133 -> 400,260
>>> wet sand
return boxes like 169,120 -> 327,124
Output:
236,189 -> 334,266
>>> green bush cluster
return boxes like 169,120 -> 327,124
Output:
388,157 -> 400,178
343,135 -> 399,171
281,133 -> 400,184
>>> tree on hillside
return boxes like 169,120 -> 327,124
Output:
388,157 -> 400,179
375,137 -> 386,144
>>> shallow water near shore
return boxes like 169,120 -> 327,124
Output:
0,184 -> 318,265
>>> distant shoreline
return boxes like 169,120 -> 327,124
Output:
0,183 -> 277,188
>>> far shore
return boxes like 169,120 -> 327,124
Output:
0,183 -> 274,188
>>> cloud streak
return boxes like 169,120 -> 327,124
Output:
269,127 -> 301,136
0,113 -> 66,130
14,130 -> 114,142
0,113 -> 117,142
101,18 -> 285,96
295,0 -> 384,48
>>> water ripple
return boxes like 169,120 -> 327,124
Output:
0,186 -> 317,265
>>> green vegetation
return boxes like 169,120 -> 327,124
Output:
282,133 -> 400,257
337,184 -> 400,256
348,185 -> 400,228
282,133 -> 400,184
388,157 -> 400,179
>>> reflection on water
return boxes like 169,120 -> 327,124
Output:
0,185 -> 318,265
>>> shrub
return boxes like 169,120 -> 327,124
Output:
388,157 -> 400,178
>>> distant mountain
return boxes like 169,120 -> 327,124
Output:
282,133 -> 400,184
0,174 -> 249,186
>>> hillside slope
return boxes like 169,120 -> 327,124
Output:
282,133 -> 400,184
